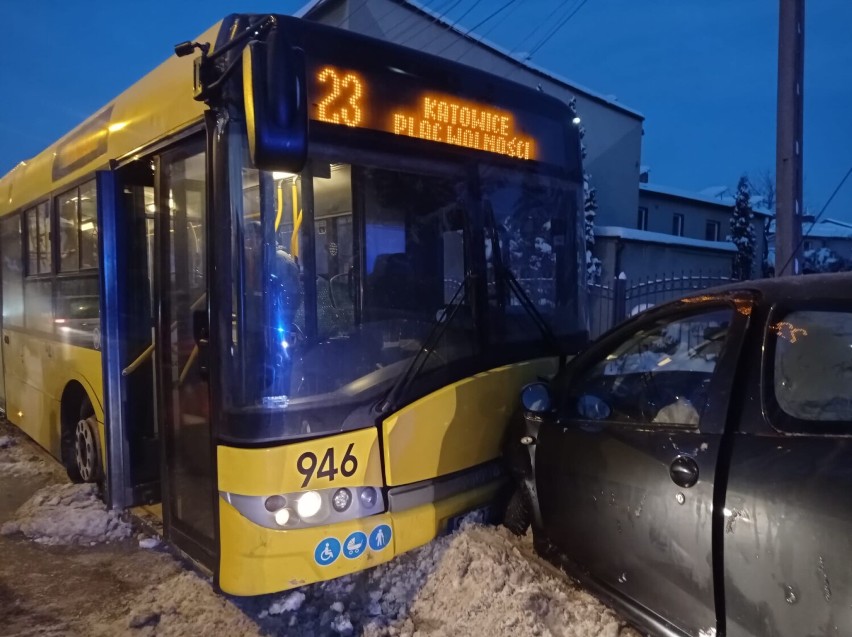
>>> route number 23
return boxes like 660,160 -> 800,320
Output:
316,67 -> 364,127
297,443 -> 358,488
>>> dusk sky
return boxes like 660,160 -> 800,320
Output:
1,1 -> 850,218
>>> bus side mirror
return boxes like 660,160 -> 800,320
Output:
243,30 -> 308,173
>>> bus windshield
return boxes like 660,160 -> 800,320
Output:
221,136 -> 584,441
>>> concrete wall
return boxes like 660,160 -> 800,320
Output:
595,236 -> 736,283
307,0 -> 644,232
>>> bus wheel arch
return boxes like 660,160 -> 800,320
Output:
60,382 -> 102,484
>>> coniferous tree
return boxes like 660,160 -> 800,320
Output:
730,176 -> 756,280
568,97 -> 601,283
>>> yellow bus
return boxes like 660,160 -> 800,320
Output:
0,14 -> 587,595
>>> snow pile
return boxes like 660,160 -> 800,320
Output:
369,524 -> 635,637
0,432 -> 54,477
98,571 -> 260,637
253,523 -> 638,637
1,483 -> 132,545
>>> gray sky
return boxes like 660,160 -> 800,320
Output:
1,0 -> 849,217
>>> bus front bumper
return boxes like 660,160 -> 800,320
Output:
217,482 -> 499,596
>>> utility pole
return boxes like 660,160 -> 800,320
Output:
774,0 -> 805,276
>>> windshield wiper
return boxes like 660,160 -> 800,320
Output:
378,274 -> 471,414
484,202 -> 560,354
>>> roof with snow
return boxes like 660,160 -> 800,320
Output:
595,226 -> 737,252
640,183 -> 774,218
295,0 -> 644,120
768,221 -> 852,240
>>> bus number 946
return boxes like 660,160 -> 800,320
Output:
297,443 -> 358,488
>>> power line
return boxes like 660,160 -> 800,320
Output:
525,0 -> 590,59
435,0 -> 518,58
388,0 -> 464,42
777,164 -> 852,275
454,0 -> 523,61
333,0 -> 370,28
425,0 -> 490,58
508,0 -> 581,59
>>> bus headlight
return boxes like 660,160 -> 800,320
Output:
273,508 -> 291,526
297,491 -> 323,518
222,486 -> 384,530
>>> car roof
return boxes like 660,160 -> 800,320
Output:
683,272 -> 852,305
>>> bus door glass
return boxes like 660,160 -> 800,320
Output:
156,143 -> 214,561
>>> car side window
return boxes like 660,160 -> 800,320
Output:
564,307 -> 733,427
772,310 -> 852,429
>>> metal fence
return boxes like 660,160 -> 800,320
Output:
589,270 -> 738,338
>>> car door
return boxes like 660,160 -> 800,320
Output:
723,305 -> 852,637
535,297 -> 751,636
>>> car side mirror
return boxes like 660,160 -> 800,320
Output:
521,382 -> 552,413
577,394 -> 611,420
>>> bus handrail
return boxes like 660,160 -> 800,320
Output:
121,343 -> 155,377
179,346 -> 200,386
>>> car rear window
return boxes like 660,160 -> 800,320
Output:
773,310 -> 852,423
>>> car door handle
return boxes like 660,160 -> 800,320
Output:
669,455 -> 699,488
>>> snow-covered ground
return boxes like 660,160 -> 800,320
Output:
244,522 -> 641,637
0,422 -> 639,636
1,482 -> 132,545
0,431 -> 58,478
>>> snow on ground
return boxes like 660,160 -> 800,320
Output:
0,421 -> 639,636
1,482 -> 132,545
90,570 -> 261,637
245,521 -> 640,637
0,431 -> 56,478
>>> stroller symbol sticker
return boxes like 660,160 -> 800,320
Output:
314,537 -> 341,566
343,531 -> 367,559
369,524 -> 392,551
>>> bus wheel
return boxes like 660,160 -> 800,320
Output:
73,400 -> 101,483
502,486 -> 532,536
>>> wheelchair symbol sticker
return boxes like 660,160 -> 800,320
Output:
314,537 -> 341,566
343,531 -> 367,559
368,524 -> 392,551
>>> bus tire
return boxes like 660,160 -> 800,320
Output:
66,397 -> 102,484
503,485 -> 532,536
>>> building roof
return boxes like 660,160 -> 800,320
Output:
296,0 -> 644,120
640,182 -> 774,218
595,226 -> 737,252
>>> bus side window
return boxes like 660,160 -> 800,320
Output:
0,214 -> 24,328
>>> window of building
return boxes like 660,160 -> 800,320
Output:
672,213 -> 684,237
803,240 -> 812,251
637,206 -> 648,231
705,220 -> 720,242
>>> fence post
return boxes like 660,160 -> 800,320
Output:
612,273 -> 627,326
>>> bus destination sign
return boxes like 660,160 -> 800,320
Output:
309,65 -> 536,161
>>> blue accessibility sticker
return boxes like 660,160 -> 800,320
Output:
314,537 -> 341,566
342,531 -> 368,559
368,524 -> 392,551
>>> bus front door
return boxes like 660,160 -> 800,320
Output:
153,140 -> 217,568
